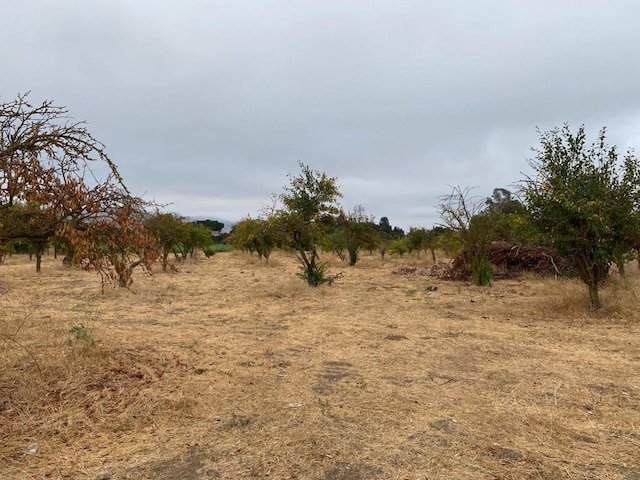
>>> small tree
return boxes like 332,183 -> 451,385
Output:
438,186 -> 496,285
320,226 -> 348,262
228,216 -> 278,262
434,228 -> 464,259
145,212 -> 191,271
182,223 -> 214,259
274,161 -> 341,286
522,124 -> 640,309
66,199 -> 158,288
387,238 -> 408,257
0,93 -> 153,281
336,205 -> 376,266
406,227 -> 429,257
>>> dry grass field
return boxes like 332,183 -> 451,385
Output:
1,250 -> 639,480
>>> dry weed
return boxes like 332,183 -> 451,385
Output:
0,252 -> 639,479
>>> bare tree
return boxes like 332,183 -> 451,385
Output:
438,186 -> 495,285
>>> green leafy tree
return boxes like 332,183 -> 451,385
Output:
406,227 -> 429,257
336,205 -> 376,266
522,124 -> 640,309
228,216 -> 278,262
196,219 -> 224,233
145,212 -> 191,271
320,225 -> 348,262
274,161 -> 342,286
387,238 -> 408,257
182,223 -> 214,259
405,228 -> 441,262
434,228 -> 464,258
196,219 -> 227,242
374,217 -> 405,259
483,188 -> 529,242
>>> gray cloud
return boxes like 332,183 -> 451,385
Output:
2,0 -> 640,229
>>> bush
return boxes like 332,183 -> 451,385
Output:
387,239 -> 408,257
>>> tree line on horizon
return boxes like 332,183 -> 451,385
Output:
2,93 -> 640,309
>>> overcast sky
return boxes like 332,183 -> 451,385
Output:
3,1 -> 640,229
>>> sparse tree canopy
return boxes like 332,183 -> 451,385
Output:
438,186 -> 496,285
522,124 -> 640,309
0,93 -> 153,281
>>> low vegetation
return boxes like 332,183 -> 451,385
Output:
1,251 -> 639,479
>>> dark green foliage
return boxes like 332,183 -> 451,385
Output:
201,243 -> 234,257
391,226 -> 405,238
207,244 -> 234,254
297,259 -> 330,286
378,217 -> 392,235
522,124 -> 640,309
196,219 -> 224,232
202,245 -> 217,258
374,216 -> 405,259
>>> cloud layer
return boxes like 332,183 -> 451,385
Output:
3,1 -> 640,229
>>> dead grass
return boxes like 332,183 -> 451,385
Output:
1,251 -> 639,479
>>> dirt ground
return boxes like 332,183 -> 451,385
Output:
1,250 -> 639,479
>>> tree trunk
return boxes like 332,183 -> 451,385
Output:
587,281 -> 601,310
34,241 -> 45,273
348,248 -> 358,266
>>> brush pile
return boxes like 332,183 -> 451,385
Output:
395,242 -> 573,280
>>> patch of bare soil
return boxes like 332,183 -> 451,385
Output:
1,251 -> 639,479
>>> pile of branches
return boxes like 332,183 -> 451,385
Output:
491,242 -> 572,276
394,242 -> 573,281
393,264 -> 454,278
448,241 -> 573,280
